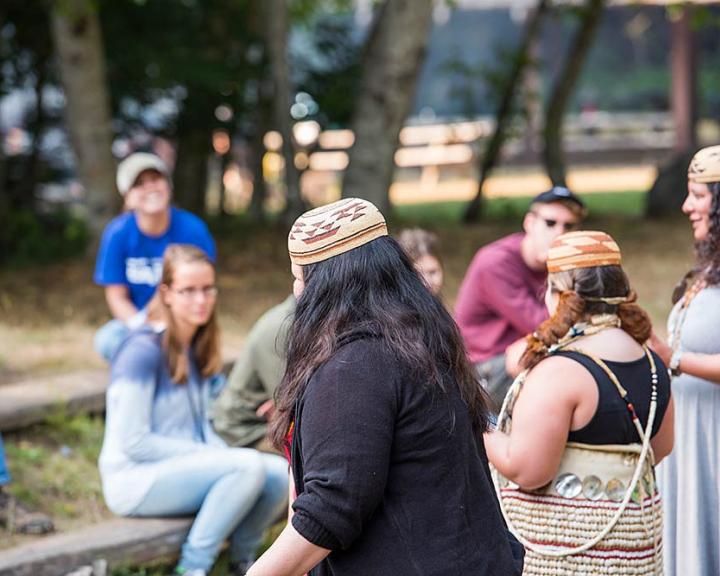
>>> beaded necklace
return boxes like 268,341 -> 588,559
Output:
549,313 -> 621,353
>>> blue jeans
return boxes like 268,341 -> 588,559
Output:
0,434 -> 10,486
94,310 -> 147,362
130,448 -> 288,572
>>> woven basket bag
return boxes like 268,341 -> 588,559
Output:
491,355 -> 663,576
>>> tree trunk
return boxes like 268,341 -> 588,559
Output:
542,0 -> 605,187
342,0 -> 434,214
248,74 -> 273,224
645,151 -> 694,218
262,0 -> 304,224
670,5 -> 697,154
646,5 -> 698,217
174,123 -> 210,216
19,56 -> 49,206
463,0 -> 550,223
172,85 -> 215,216
51,0 -> 116,233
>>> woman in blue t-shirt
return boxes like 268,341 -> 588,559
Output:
99,244 -> 287,576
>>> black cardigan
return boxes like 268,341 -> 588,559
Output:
290,335 -> 524,576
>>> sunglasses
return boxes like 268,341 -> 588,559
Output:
535,214 -> 578,232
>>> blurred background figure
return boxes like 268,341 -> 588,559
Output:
93,153 -> 216,362
454,187 -> 586,412
213,295 -> 295,452
99,244 -> 286,576
397,228 -> 444,296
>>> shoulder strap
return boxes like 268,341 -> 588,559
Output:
561,346 -> 657,446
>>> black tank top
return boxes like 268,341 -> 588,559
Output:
554,349 -> 671,445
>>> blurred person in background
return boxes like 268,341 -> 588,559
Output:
99,244 -> 286,576
397,228 -> 444,296
93,152 -> 215,362
213,295 -> 295,451
455,187 -> 586,412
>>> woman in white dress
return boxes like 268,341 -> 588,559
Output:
651,145 -> 720,576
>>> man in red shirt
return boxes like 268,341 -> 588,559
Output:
455,187 -> 586,412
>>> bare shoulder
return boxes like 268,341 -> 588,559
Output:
522,354 -> 594,398
525,354 -> 588,382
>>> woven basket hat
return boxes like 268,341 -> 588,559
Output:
288,198 -> 388,265
688,145 -> 720,184
547,230 -> 621,274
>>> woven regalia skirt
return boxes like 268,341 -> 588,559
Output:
496,442 -> 663,575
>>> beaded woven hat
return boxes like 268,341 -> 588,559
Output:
288,198 -> 388,265
688,145 -> 720,184
547,230 -> 621,273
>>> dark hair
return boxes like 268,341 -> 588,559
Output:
521,265 -> 652,370
270,236 -> 489,448
673,181 -> 720,303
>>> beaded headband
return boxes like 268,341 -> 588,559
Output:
583,295 -> 629,305
288,198 -> 388,265
688,145 -> 720,184
547,230 -> 621,273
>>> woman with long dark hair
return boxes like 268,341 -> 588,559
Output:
485,231 -> 674,575
98,244 -> 287,576
247,199 -> 523,576
651,145 -> 720,576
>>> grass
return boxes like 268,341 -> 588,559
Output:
392,191 -> 646,225
1,412 -> 109,550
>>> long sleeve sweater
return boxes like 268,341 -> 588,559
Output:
290,335 -> 524,575
98,327 -> 226,515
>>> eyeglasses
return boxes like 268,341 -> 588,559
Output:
171,286 -> 218,299
534,213 -> 579,232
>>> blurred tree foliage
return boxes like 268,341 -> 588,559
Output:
0,0 -> 92,266
0,0 -> 364,265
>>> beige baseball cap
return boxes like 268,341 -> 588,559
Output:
116,152 -> 169,195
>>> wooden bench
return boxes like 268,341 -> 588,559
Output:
0,360 -> 236,433
0,370 -> 107,432
0,517 -> 192,576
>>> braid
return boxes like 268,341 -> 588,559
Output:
520,291 -> 585,370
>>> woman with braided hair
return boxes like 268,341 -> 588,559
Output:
485,230 -> 674,575
651,145 -> 720,576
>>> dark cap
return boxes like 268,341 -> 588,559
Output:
531,186 -> 586,214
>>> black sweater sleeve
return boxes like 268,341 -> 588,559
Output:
291,339 -> 398,550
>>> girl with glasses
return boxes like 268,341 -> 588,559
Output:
99,244 -> 287,576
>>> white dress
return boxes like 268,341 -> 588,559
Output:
657,286 -> 720,576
